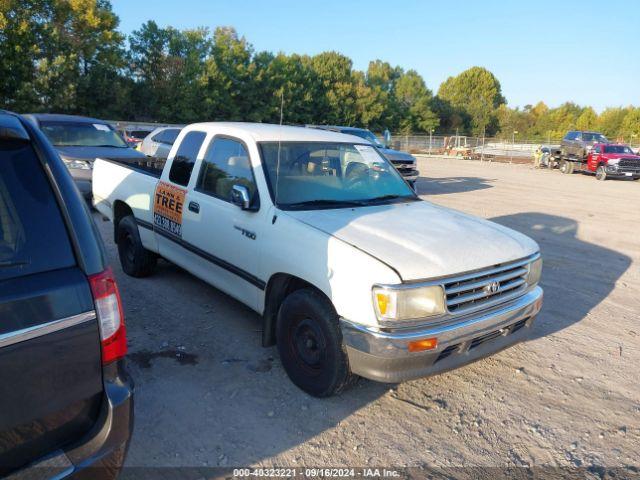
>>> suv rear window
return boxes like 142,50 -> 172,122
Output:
0,140 -> 75,281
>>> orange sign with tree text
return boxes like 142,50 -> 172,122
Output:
153,181 -> 186,237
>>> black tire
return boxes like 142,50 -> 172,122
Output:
276,288 -> 355,397
560,160 -> 574,174
595,165 -> 607,181
116,215 -> 157,277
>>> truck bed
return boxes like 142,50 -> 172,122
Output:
98,156 -> 166,178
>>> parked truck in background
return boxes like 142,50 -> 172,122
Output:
555,130 -> 610,174
586,143 -> 640,181
93,122 -> 543,397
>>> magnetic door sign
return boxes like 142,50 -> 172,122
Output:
153,181 -> 186,237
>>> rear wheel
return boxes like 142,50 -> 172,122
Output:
560,160 -> 574,174
116,215 -> 157,277
595,165 -> 607,181
276,288 -> 355,397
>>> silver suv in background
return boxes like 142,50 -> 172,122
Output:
307,125 -> 420,187
138,126 -> 182,159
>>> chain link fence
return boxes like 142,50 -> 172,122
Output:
385,133 -> 640,160
385,134 -> 562,161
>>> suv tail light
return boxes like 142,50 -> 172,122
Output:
89,267 -> 127,364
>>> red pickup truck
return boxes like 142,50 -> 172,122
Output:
585,143 -> 640,181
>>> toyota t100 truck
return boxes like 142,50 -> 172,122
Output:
93,122 -> 543,397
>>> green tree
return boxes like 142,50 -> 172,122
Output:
437,66 -> 505,135
201,26 -> 253,121
598,107 -> 630,139
620,108 -> 640,142
394,70 -> 438,133
576,107 -> 598,131
0,0 -> 125,115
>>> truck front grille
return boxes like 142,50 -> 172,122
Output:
618,159 -> 640,172
391,159 -> 415,166
443,258 -> 532,315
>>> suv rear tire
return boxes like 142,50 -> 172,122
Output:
276,288 -> 355,397
117,215 -> 157,277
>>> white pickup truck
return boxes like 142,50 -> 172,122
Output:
93,122 -> 543,397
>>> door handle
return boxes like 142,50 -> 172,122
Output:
188,201 -> 200,214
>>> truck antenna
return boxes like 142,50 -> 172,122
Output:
279,90 -> 285,125
275,89 -> 285,205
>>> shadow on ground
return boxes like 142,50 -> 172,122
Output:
416,176 -> 495,195
490,212 -> 631,340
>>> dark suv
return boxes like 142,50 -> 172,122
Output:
23,114 -> 147,202
307,125 -> 420,187
561,130 -> 609,160
0,112 -> 133,478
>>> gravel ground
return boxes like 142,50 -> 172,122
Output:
96,157 -> 639,472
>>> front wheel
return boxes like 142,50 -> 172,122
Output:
595,165 -> 607,181
276,289 -> 355,397
117,215 -> 157,277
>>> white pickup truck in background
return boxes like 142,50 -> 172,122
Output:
93,122 -> 543,397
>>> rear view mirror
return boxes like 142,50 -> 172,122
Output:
231,184 -> 251,210
383,129 -> 391,148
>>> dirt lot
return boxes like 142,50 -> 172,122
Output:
96,157 -> 639,472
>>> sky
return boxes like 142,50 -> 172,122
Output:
111,0 -> 639,112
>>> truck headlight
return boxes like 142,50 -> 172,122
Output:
527,257 -> 543,285
62,158 -> 92,170
373,285 -> 445,321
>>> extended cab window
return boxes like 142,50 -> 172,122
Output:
153,128 -> 180,145
0,140 -> 75,281
197,138 -> 257,203
169,131 -> 206,186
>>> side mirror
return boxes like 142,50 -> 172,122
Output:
231,184 -> 251,210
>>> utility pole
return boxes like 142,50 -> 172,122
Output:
511,130 -> 518,164
429,129 -> 433,155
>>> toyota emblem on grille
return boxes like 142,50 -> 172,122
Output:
485,281 -> 500,294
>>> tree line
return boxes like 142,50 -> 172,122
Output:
2,0 -> 639,142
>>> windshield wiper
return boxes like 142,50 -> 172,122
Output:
0,261 -> 29,268
361,194 -> 417,204
281,199 -> 368,210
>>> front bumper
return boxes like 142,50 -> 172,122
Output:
605,165 -> 640,178
341,287 -> 543,383
68,168 -> 93,200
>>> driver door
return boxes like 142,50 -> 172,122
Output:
181,136 -> 265,309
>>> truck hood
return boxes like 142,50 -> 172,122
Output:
603,154 -> 640,162
55,145 -> 146,162
286,200 -> 539,281
378,147 -> 415,163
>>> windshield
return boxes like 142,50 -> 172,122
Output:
40,121 -> 128,148
582,133 -> 608,143
259,142 -> 416,210
128,130 -> 152,140
604,145 -> 634,154
343,129 -> 385,148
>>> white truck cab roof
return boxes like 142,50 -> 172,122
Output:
184,122 -> 365,144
